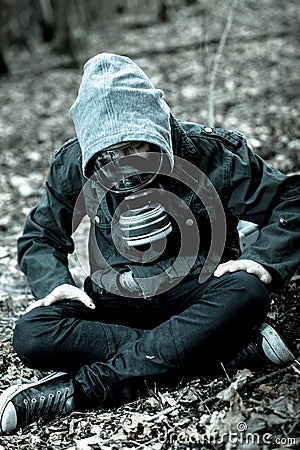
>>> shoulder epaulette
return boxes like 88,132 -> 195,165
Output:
200,126 -> 244,148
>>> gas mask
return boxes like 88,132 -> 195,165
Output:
90,141 -> 173,248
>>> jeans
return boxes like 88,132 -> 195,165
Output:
13,272 -> 270,408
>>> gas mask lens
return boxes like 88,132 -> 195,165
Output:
92,142 -> 163,194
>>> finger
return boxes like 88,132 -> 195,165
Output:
247,267 -> 272,284
42,285 -> 94,308
43,296 -> 61,306
28,295 -> 95,310
214,259 -> 272,284
260,274 -> 271,284
215,261 -> 257,278
41,289 -> 61,305
246,266 -> 262,278
61,287 -> 96,309
25,298 -> 45,313
42,287 -> 74,306
214,261 -> 234,277
246,264 -> 263,276
45,284 -> 77,302
214,261 -> 247,276
77,293 -> 96,309
228,262 -> 242,272
44,292 -> 95,309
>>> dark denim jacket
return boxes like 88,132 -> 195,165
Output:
17,116 -> 300,299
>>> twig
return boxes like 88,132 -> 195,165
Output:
208,0 -> 240,127
127,30 -> 290,58
247,364 -> 298,388
146,405 -> 179,421
220,361 -> 231,382
292,358 -> 300,368
195,363 -> 299,411
0,317 -> 18,322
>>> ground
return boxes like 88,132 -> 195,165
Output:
0,0 -> 299,448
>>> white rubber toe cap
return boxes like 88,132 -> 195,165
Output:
1,401 -> 17,433
0,386 -> 19,434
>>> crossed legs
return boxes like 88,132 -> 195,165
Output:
13,272 -> 270,408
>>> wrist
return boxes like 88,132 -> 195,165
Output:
119,271 -> 140,293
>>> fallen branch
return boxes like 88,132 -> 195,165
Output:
192,363 -> 299,412
248,363 -> 299,388
126,30 -> 290,59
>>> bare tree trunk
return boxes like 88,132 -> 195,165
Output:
158,1 -> 171,22
51,0 -> 73,55
50,0 -> 87,62
0,47 -> 8,74
37,0 -> 55,42
208,0 -> 240,127
0,0 -> 8,73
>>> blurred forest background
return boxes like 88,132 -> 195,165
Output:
0,0 -> 299,449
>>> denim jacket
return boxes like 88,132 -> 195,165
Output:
17,116 -> 300,299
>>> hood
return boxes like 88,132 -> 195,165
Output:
69,53 -> 173,177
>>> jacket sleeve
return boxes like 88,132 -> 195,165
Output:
17,147 -> 85,299
227,138 -> 300,289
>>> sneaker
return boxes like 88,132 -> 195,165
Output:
0,372 -> 75,434
259,323 -> 295,365
224,323 -> 295,373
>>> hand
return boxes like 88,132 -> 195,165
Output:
119,271 -> 141,293
26,284 -> 96,313
214,259 -> 272,284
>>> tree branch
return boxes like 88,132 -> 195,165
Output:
208,0 -> 240,127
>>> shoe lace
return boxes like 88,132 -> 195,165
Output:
22,387 -> 70,423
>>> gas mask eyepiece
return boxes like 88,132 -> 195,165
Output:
91,141 -> 163,194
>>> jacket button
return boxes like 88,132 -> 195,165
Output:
186,219 -> 194,226
94,216 -> 100,224
204,127 -> 213,133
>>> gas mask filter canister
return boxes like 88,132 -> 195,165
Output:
119,190 -> 173,247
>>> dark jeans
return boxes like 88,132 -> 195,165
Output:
13,272 -> 270,408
